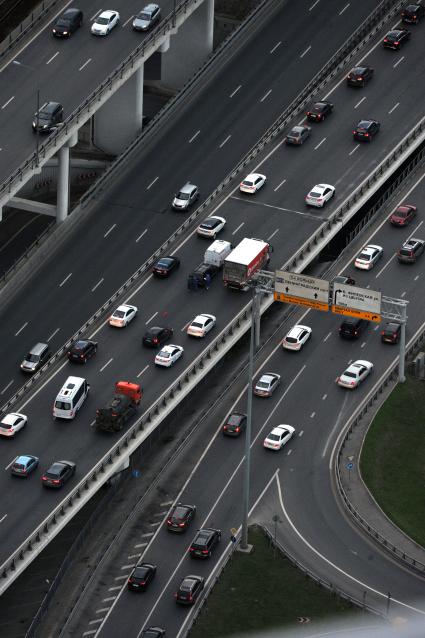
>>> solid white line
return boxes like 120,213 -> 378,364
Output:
274,178 -> 286,192
1,96 -> 14,109
5,457 -> 15,470
309,0 -> 320,9
181,321 -> 190,332
147,177 -> 158,190
15,322 -> 28,336
0,216 -> 38,254
314,137 -> 326,150
388,102 -> 400,114
1,380 -> 14,395
354,96 -> 366,109
219,135 -> 231,148
137,365 -> 149,378
232,222 -> 244,235
47,328 -> 60,342
260,89 -> 272,102
393,55 -> 404,68
91,278 -> 104,292
300,45 -> 311,58
104,223 -> 116,238
46,51 -> 59,65
59,272 -> 72,287
100,358 -> 113,372
229,85 -> 241,98
339,3 -> 350,16
188,130 -> 200,143
79,58 -> 92,72
145,311 -> 158,325
136,229 -> 148,243
267,229 -> 279,241
270,41 -> 281,54
349,144 -> 360,156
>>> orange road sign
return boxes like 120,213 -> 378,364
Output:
274,292 -> 329,311
332,305 -> 381,322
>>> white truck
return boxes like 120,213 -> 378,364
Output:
204,240 -> 233,268
223,238 -> 272,290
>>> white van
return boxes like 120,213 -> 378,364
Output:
204,240 -> 232,268
53,376 -> 90,419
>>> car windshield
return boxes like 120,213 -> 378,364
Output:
25,353 -> 39,362
55,401 -> 71,410
13,463 -> 26,470
177,192 -> 190,200
202,220 -> 218,229
387,32 -> 399,40
397,211 -> 408,218
353,67 -> 365,75
268,433 -> 279,442
134,566 -> 149,578
56,19 -> 71,26
138,12 -> 150,20
242,180 -> 254,187
358,252 -> 371,261
399,248 -> 412,256
344,371 -> 356,379
96,16 -> 109,24
309,191 -> 321,198
159,351 -> 170,358
113,310 -> 125,318
227,415 -> 242,426
73,341 -> 86,350
172,507 -> 188,519
190,321 -> 203,328
285,336 -> 297,343
291,130 -> 301,137
157,259 -> 171,267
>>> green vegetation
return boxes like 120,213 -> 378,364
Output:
360,375 -> 425,547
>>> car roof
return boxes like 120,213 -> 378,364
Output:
179,182 -> 196,193
260,373 -> 278,382
2,413 -> 23,424
99,10 -> 116,18
15,455 -> 35,464
160,344 -> 180,353
144,3 -> 159,11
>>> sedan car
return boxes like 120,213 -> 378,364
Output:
305,183 -> 335,207
109,304 -> 138,327
189,528 -> 221,558
167,503 -> 196,532
52,8 -> 83,36
285,125 -> 311,145
346,65 -> 374,87
353,119 -> 380,142
142,326 -> 173,348
127,563 -> 157,591
141,629 -> 165,638
401,3 -> 425,23
253,373 -> 281,397
67,339 -> 98,363
282,325 -> 312,351
155,344 -> 183,367
263,425 -> 295,451
0,413 -> 27,437
91,10 -> 119,35
383,29 -> 410,49
389,204 -> 417,226
239,173 -> 266,194
187,314 -> 216,337
354,244 -> 383,270
175,575 -> 204,605
133,3 -> 160,31
381,322 -> 401,344
41,460 -> 76,488
11,455 -> 39,477
152,255 -> 180,277
196,216 -> 226,238
223,412 -> 247,436
337,360 -> 373,389
306,100 -> 334,122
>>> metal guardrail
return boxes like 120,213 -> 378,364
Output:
0,0 -> 61,59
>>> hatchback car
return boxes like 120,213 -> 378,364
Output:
152,255 -> 180,277
306,100 -> 334,121
41,460 -> 76,488
282,325 -> 312,351
109,304 -> 138,327
305,184 -> 335,207
167,503 -> 196,532
353,119 -> 380,142
339,318 -> 368,339
67,339 -> 98,363
383,29 -> 410,49
239,173 -> 266,194
189,528 -> 221,558
21,342 -> 49,373
127,563 -> 157,591
155,344 -> 183,367
143,326 -> 173,348
354,244 -> 383,269
253,373 -> 281,397
172,182 -> 199,210
196,216 -> 226,238
133,4 -> 160,31
401,3 -> 425,22
285,125 -> 311,145
223,412 -> 247,436
175,575 -> 204,605
263,425 -> 295,451
187,314 -> 216,337
389,204 -> 417,226
337,360 -> 373,389
91,10 -> 120,35
11,454 -> 39,477
346,66 -> 374,87
52,8 -> 83,36
32,102 -> 63,133
0,413 -> 27,437
397,238 -> 425,263
381,322 -> 401,344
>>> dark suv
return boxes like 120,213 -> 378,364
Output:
353,119 -> 380,142
167,503 -> 196,532
381,322 -> 401,344
67,339 -> 98,363
32,102 -> 63,133
175,575 -> 204,605
52,8 -> 83,36
346,66 -> 374,87
189,528 -> 221,558
401,3 -> 425,23
223,412 -> 247,436
339,318 -> 368,339
397,238 -> 425,263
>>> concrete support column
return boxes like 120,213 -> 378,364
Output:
135,64 -> 145,130
56,145 -> 70,223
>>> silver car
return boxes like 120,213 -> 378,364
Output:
133,4 -> 161,31
172,182 -> 199,211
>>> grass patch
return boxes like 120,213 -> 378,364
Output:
190,526 -> 366,637
360,375 -> 425,547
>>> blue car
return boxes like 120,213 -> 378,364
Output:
11,455 -> 39,477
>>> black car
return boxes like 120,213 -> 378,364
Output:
339,318 -> 368,339
381,322 -> 401,344
401,3 -> 425,23
141,628 -> 165,638
167,503 -> 196,532
143,326 -> 173,348
152,256 -> 180,277
127,563 -> 157,591
306,100 -> 334,122
346,66 -> 374,87
67,339 -> 98,363
223,412 -> 247,436
383,29 -> 411,49
187,263 -> 218,290
175,575 -> 204,605
285,125 -> 311,145
52,8 -> 83,36
32,102 -> 63,133
189,528 -> 221,558
333,275 -> 356,285
353,119 -> 380,142
397,237 -> 425,263
41,460 -> 76,488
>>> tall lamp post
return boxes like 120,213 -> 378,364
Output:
13,60 -> 40,167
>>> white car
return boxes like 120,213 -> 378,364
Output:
187,314 -> 216,337
155,344 -> 184,367
253,373 -> 281,397
0,413 -> 27,437
263,424 -> 295,450
282,325 -> 312,351
305,183 -> 335,207
196,216 -> 226,238
337,360 -> 373,389
239,173 -> 266,194
354,244 -> 383,270
91,10 -> 120,35
109,304 -> 138,328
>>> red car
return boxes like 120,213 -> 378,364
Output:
389,204 -> 417,226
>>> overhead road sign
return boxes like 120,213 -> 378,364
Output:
331,283 -> 381,322
275,271 -> 329,311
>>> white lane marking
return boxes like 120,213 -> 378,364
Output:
137,365 -> 149,378
100,358 -> 113,372
414,275 -> 419,281
90,9 -> 102,20
299,430 -> 304,437
5,457 -> 16,470
274,178 -> 286,192
0,514 -> 7,523
393,56 -> 404,68
232,222 -> 244,235
59,272 -> 72,287
147,176 -> 158,190
46,51 -> 59,64
104,223 -> 116,238
260,89 -> 272,102
47,327 -> 60,342
141,532 -> 154,538
79,58 -> 92,72
219,135 -> 231,148
181,321 -> 190,332
108,585 -> 122,591
160,500 -> 173,507
314,137 -> 326,150
267,229 -> 279,241
361,341 -> 366,348
349,144 -> 360,156
15,322 -> 28,336
309,0 -> 320,9
310,412 -> 315,418
122,15 -> 134,27
149,521 -> 161,527
401,291 -> 406,298
91,278 -> 104,292
188,130 -> 200,143
339,3 -> 350,16
270,41 -> 281,54
83,631 -> 96,637
1,96 -> 14,109
120,564 -> 135,570
1,380 -> 14,395
300,45 -> 311,58
145,311 -> 158,325
323,332 -> 332,342
229,85 -> 241,98
89,618 -> 103,625
287,449 -> 292,455
322,394 -> 327,400
114,575 -> 127,580
374,324 -> 380,331
136,229 -> 148,243
96,608 -> 109,614
354,96 -> 366,109
134,543 -> 147,548
388,102 -> 400,114
127,554 -> 140,559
